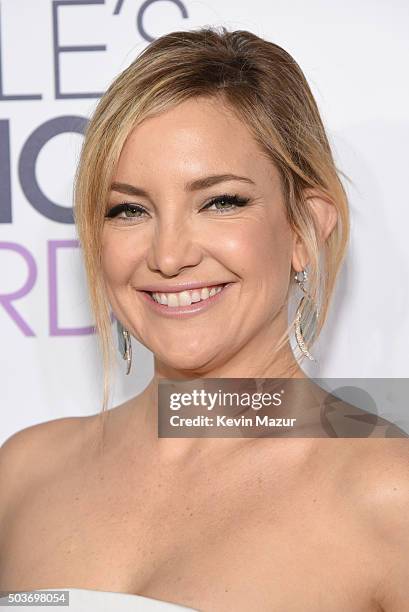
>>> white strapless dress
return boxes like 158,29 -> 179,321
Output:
0,588 -> 199,611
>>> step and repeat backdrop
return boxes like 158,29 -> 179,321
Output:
1,0 -> 408,443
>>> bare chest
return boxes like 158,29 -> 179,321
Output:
0,455 -> 381,612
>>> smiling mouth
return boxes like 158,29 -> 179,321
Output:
144,283 -> 227,308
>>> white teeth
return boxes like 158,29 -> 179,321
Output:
191,290 -> 201,303
151,284 -> 225,307
178,291 -> 192,306
167,293 -> 179,307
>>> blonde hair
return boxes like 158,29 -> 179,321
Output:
74,25 -> 350,414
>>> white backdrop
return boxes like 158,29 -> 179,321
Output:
1,0 -> 408,444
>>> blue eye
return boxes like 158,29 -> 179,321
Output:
202,194 -> 250,213
105,193 -> 251,222
105,203 -> 147,220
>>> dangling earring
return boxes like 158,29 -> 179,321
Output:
294,269 -> 319,362
116,319 -> 132,375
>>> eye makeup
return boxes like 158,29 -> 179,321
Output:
104,193 -> 251,222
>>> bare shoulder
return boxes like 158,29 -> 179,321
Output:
0,415 -> 95,468
0,398 -> 136,510
0,415 -> 98,520
348,439 -> 409,531
0,396 -> 138,497
342,440 -> 409,611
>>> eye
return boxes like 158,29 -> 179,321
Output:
201,194 -> 251,214
105,203 -> 148,221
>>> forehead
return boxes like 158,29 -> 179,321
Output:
114,96 -> 280,187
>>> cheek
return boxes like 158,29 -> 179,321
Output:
101,229 -> 139,288
210,215 -> 293,284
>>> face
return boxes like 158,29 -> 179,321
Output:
101,96 -> 297,373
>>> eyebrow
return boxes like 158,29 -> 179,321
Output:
110,174 -> 255,198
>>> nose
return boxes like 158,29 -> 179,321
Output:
146,216 -> 203,277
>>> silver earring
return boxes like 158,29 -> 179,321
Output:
294,269 -> 318,362
116,320 -> 132,375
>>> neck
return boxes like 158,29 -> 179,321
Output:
135,324 -> 311,463
153,305 -> 307,380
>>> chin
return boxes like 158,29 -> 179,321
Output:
155,349 -> 220,375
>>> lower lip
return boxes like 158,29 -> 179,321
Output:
138,283 -> 234,318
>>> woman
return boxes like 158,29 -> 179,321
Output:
1,26 -> 408,612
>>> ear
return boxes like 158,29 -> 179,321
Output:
292,188 -> 338,272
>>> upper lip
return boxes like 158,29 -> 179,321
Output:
137,281 -> 230,293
